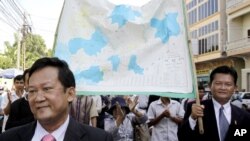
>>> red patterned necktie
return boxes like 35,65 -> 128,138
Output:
41,134 -> 56,141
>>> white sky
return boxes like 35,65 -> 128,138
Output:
0,0 -> 150,53
0,0 -> 64,53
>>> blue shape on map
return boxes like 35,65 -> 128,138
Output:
54,42 -> 72,63
150,13 -> 180,43
108,55 -> 120,71
68,29 -> 108,56
109,5 -> 141,27
76,66 -> 104,83
128,55 -> 144,74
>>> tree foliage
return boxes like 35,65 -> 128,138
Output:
0,33 -> 52,69
0,55 -> 13,69
24,34 -> 48,68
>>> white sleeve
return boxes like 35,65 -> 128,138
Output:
177,102 -> 185,118
147,102 -> 155,120
138,95 -> 149,109
96,96 -> 102,114
0,92 -> 8,110
188,116 -> 197,130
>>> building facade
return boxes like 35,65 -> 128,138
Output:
186,0 -> 245,89
226,0 -> 250,91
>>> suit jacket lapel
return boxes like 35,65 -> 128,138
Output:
17,121 -> 36,141
225,104 -> 243,140
64,117 -> 87,141
12,118 -> 88,141
230,104 -> 243,126
204,100 -> 220,140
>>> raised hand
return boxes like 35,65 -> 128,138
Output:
127,96 -> 139,112
7,90 -> 12,102
191,103 -> 205,120
115,101 -> 125,126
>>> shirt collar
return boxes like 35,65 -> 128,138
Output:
212,97 -> 231,124
212,97 -> 231,116
12,90 -> 26,97
156,98 -> 173,106
35,115 -> 70,140
212,98 -> 231,109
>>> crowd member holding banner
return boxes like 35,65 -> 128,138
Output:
178,66 -> 250,141
0,57 -> 113,141
181,85 -> 205,112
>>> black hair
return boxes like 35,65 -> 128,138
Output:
23,68 -> 30,82
29,57 -> 76,90
209,65 -> 237,85
198,85 -> 205,90
14,75 -> 23,82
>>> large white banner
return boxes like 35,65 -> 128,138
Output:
54,0 -> 195,98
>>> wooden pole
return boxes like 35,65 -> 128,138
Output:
182,0 -> 204,134
188,39 -> 204,134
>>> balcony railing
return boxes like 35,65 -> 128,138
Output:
226,37 -> 250,51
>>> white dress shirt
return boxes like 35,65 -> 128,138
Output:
188,98 -> 231,141
32,115 -> 70,141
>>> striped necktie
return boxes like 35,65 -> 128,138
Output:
219,106 -> 229,141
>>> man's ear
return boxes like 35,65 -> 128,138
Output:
67,87 -> 76,102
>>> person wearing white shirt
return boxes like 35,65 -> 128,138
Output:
0,75 -> 25,132
92,95 -> 102,114
147,97 -> 184,141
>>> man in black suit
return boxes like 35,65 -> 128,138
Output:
0,57 -> 113,141
178,66 -> 250,141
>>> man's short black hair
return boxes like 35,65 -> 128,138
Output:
209,65 -> 237,85
23,68 -> 30,82
29,57 -> 76,89
14,75 -> 23,82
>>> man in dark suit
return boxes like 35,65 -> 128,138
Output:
0,116 -> 113,141
178,66 -> 250,141
0,57 -> 113,141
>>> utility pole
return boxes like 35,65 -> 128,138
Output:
17,29 -> 21,69
20,12 -> 31,70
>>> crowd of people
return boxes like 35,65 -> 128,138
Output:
0,57 -> 250,141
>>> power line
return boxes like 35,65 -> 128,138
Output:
10,0 -> 25,18
0,0 -> 24,30
0,0 -> 33,70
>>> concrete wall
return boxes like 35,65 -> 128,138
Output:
220,0 -> 228,50
232,57 -> 245,89
242,12 -> 250,37
229,17 -> 243,41
242,68 -> 250,91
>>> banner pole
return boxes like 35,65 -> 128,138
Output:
182,0 -> 204,134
